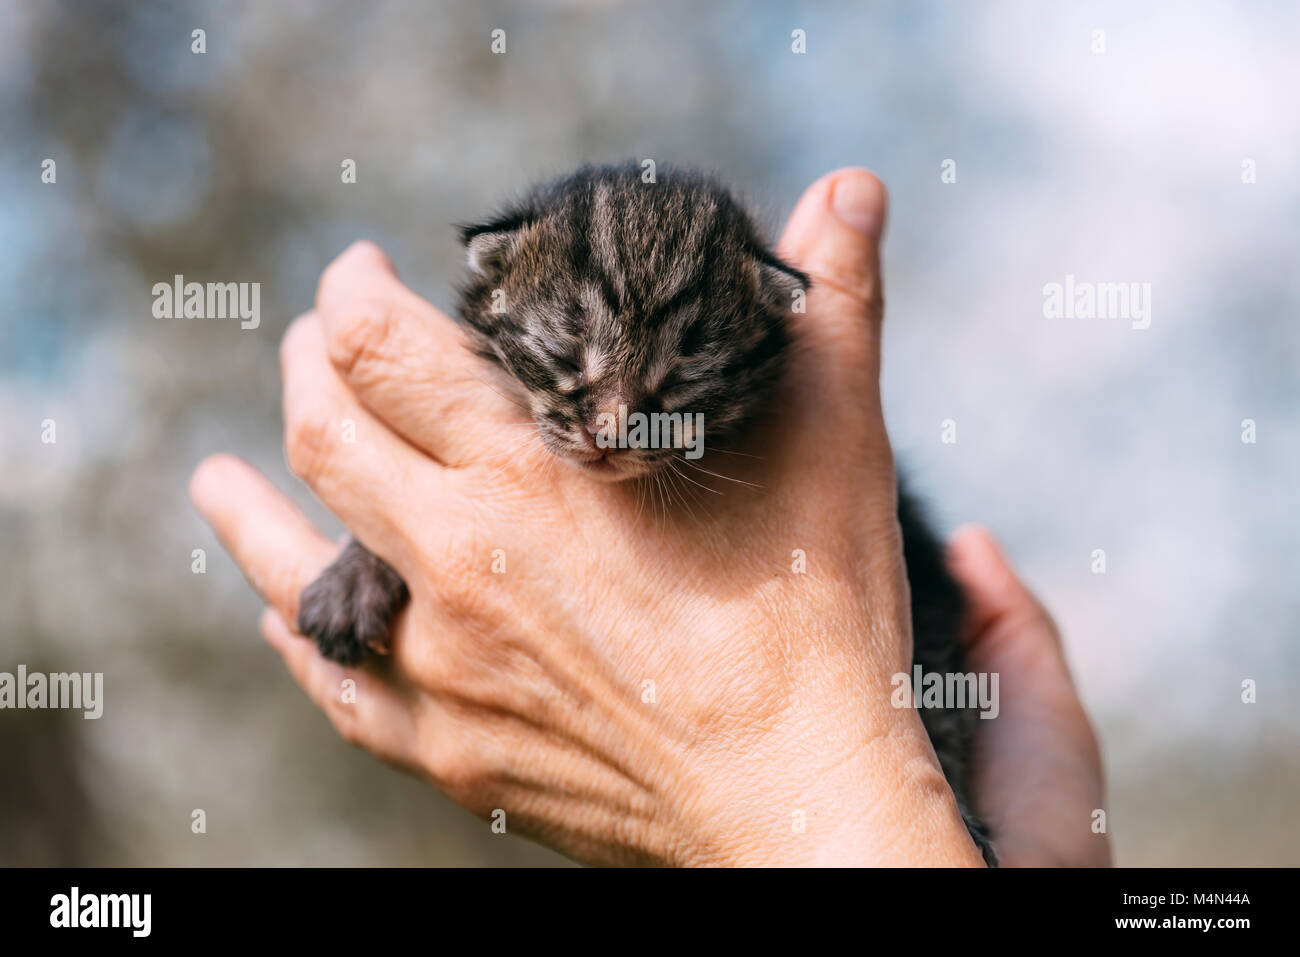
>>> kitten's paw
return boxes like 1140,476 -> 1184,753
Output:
296,541 -> 409,665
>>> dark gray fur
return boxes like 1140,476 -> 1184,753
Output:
298,162 -> 996,865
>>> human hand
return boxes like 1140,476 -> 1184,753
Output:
947,526 -> 1112,867
190,168 -> 988,866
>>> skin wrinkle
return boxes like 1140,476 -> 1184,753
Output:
439,692 -> 655,814
187,168 -> 1119,867
522,408 -> 909,842
463,551 -> 693,787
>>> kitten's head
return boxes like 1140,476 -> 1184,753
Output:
457,163 -> 805,481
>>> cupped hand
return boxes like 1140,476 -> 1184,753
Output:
189,169 -> 1083,866
947,526 -> 1112,867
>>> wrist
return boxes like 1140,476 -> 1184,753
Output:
675,702 -> 986,867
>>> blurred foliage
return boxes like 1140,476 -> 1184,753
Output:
2,0 -> 1297,865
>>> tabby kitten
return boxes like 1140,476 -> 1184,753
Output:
297,163 -> 996,865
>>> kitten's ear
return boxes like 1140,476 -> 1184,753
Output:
753,251 -> 809,313
459,208 -> 537,277
460,226 -> 518,277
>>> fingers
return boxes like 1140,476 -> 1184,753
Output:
777,168 -> 888,383
280,311 -> 456,574
191,455 -> 422,767
946,524 -> 1064,663
189,453 -> 337,623
260,607 -> 419,768
948,526 -> 1112,868
315,241 -> 519,467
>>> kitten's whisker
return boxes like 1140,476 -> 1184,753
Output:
471,374 -> 532,414
665,463 -> 717,524
660,465 -> 686,517
664,462 -> 704,524
667,459 -> 723,496
652,472 -> 668,529
676,461 -> 713,513
519,441 -> 556,487
500,426 -> 546,455
683,460 -> 764,490
482,426 -> 549,482
486,429 -> 543,466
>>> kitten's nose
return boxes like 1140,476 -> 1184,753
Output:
580,390 -> 634,455
582,417 -> 623,456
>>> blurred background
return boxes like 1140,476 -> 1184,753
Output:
2,0 -> 1297,866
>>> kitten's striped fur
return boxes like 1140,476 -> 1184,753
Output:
457,163 -> 803,477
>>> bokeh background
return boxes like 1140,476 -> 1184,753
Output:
2,0 -> 1297,865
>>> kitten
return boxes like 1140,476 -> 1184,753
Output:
297,163 -> 997,865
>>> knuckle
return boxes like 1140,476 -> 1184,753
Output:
284,410 -> 335,483
438,569 -> 486,621
327,297 -> 395,378
273,563 -> 307,625
427,541 -> 482,611
810,268 -> 881,320
424,735 -> 484,796
330,708 -> 363,747
323,684 -> 368,747
400,640 -> 452,691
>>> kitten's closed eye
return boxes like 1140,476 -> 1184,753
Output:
651,370 -> 680,395
570,299 -> 590,333
677,319 -> 708,357
552,352 -> 582,380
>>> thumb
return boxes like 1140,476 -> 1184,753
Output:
776,168 -> 889,367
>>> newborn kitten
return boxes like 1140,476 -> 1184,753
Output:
298,163 -> 997,865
